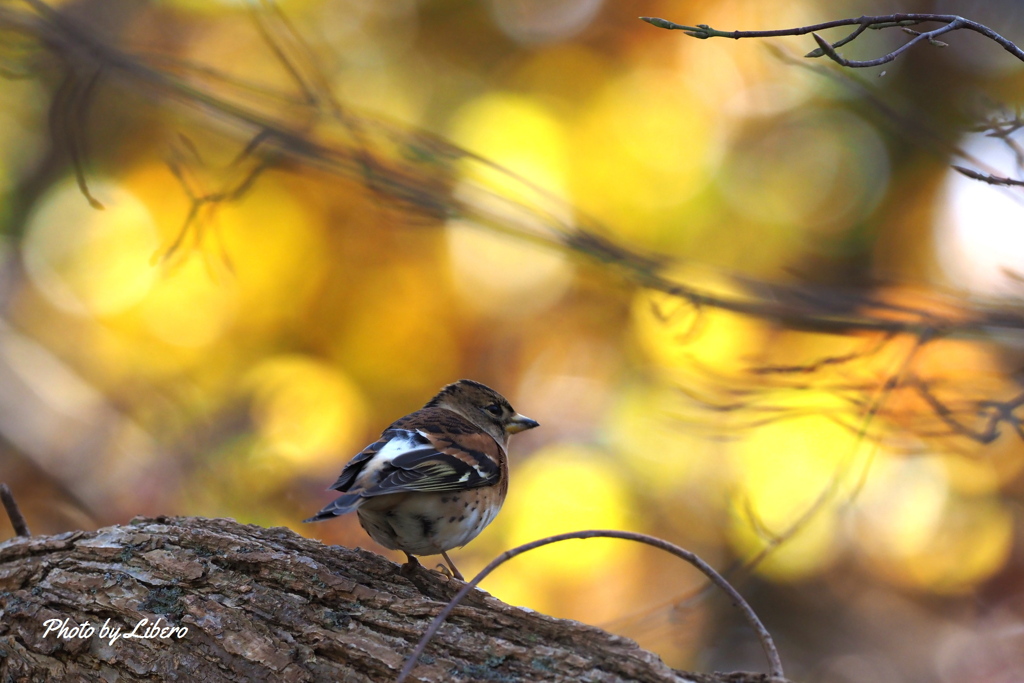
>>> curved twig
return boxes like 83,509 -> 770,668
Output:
395,530 -> 784,683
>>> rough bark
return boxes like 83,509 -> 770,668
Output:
0,516 -> 787,682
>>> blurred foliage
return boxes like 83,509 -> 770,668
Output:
2,0 -> 1024,680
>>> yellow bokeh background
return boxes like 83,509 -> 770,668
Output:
1,1 -> 1022,680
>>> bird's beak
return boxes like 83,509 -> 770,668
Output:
507,413 -> 539,434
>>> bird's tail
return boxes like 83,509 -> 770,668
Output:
303,492 -> 361,523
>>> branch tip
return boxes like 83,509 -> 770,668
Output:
640,16 -> 710,38
810,32 -> 846,65
640,16 -> 678,30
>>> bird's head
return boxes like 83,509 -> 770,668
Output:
426,379 -> 539,444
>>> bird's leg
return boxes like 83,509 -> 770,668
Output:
400,552 -> 422,577
440,551 -> 465,581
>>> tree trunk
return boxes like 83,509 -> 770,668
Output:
0,516 -> 786,682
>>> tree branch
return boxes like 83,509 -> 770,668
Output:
0,516 -> 789,682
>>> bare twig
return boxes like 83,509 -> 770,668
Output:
952,165 -> 1024,187
641,14 -> 1024,68
395,530 -> 784,683
0,483 -> 31,537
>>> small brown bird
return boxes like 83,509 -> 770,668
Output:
305,379 -> 538,580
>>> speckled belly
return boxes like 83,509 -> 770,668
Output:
356,488 -> 504,556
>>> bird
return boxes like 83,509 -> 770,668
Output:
304,379 -> 539,580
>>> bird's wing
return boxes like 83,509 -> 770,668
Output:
306,410 -> 504,522
306,430 -> 446,522
359,427 -> 503,495
327,434 -> 390,492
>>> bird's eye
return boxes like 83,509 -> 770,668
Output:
484,403 -> 502,417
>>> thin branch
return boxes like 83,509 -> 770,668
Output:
48,69 -> 104,210
808,20 -> 959,68
641,13 -> 1024,68
911,378 -> 1001,444
0,483 -> 31,537
395,530 -> 784,683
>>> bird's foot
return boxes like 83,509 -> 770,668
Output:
440,550 -> 465,581
401,552 -> 463,583
400,553 -> 423,578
